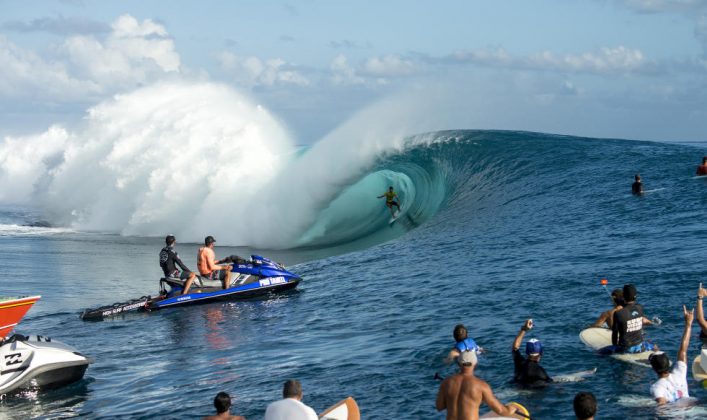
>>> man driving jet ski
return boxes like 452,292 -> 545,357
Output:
159,235 -> 197,295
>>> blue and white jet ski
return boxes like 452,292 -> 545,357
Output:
81,255 -> 301,321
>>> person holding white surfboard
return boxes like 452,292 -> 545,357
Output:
608,284 -> 658,354
649,305 -> 693,405
511,319 -> 552,386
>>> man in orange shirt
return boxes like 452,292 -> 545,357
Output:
197,236 -> 232,289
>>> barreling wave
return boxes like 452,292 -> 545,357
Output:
1,80 -> 667,251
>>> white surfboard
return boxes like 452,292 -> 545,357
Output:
692,351 -> 707,382
480,401 -> 530,419
579,327 -> 656,367
551,367 -> 597,383
388,212 -> 400,225
319,397 -> 360,420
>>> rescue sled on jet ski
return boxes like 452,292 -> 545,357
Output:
80,255 -> 301,321
1,296 -> 91,394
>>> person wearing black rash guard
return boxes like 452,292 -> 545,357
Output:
159,235 -> 197,295
632,174 -> 644,195
610,284 -> 658,353
512,319 -> 552,386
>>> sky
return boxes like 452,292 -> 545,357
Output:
1,0 -> 707,143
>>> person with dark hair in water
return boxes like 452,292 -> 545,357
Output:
632,174 -> 644,195
202,392 -> 246,420
197,236 -> 232,290
377,186 -> 401,217
593,289 -> 655,329
610,284 -> 658,353
573,392 -> 597,420
512,319 -> 552,386
649,305 -> 693,405
444,324 -> 482,364
696,157 -> 707,176
159,235 -> 197,295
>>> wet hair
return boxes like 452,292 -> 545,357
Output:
283,379 -> 302,398
213,392 -> 231,414
623,284 -> 637,302
611,289 -> 625,306
635,174 -> 640,181
165,235 -> 176,246
650,352 -> 671,375
573,392 -> 597,420
453,324 -> 468,342
703,156 -> 707,164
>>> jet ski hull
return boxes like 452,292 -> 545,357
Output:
0,335 -> 90,394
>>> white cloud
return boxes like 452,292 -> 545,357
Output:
218,52 -> 309,87
0,14 -> 180,103
0,35 -> 98,99
450,46 -> 649,75
330,54 -> 365,85
530,46 -> 646,73
362,55 -> 416,77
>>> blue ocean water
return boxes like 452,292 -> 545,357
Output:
2,130 -> 707,419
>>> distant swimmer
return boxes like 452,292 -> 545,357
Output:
697,157 -> 707,176
632,174 -> 644,195
512,319 -> 552,386
444,324 -> 483,365
649,305 -> 693,405
377,186 -> 401,217
435,351 -> 518,420
607,284 -> 658,354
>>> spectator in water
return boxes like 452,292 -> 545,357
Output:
202,392 -> 245,420
632,174 -> 644,195
573,391 -> 597,420
264,379 -> 317,420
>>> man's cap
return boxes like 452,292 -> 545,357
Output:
457,351 -> 477,366
623,284 -> 637,302
525,338 -> 543,356
649,351 -> 670,374
205,235 -> 216,245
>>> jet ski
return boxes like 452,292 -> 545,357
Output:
0,334 -> 90,394
0,296 -> 91,394
81,255 -> 301,321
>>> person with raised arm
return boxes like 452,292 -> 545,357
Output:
649,305 -> 693,405
512,319 -> 552,386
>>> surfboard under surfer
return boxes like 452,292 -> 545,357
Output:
377,186 -> 401,218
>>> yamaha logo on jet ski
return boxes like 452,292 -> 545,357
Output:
80,255 -> 301,321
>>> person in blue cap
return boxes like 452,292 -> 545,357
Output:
511,319 -> 552,386
444,324 -> 483,365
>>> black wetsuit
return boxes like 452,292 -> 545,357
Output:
612,302 -> 645,348
159,246 -> 191,278
632,181 -> 643,195
512,349 -> 552,386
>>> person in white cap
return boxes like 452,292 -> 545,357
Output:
264,379 -> 317,420
436,351 -> 517,420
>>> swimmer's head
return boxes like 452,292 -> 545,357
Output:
453,324 -> 468,342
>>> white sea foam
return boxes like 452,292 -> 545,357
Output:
0,81 -> 434,248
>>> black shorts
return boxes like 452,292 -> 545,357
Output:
386,201 -> 399,208
206,269 -> 227,281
